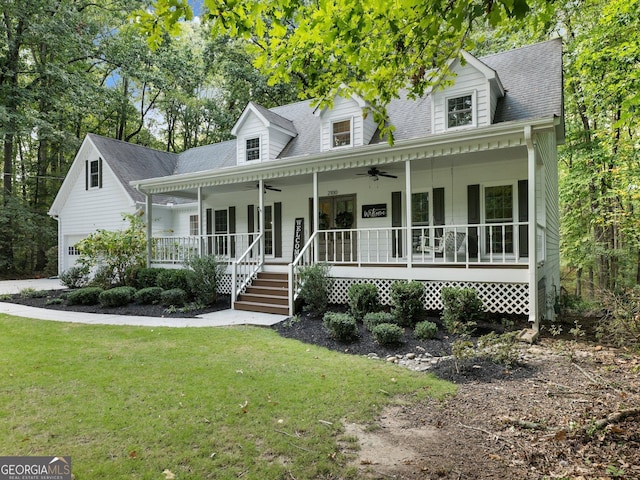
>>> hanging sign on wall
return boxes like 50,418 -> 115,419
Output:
292,217 -> 304,260
361,204 -> 387,218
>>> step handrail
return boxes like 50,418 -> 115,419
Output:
288,231 -> 318,315
232,233 -> 264,304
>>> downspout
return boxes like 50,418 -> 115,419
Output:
525,126 -> 538,330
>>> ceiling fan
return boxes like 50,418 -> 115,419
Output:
248,183 -> 281,192
357,167 -> 398,181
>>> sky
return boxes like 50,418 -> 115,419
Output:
188,0 -> 204,17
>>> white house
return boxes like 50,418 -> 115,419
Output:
49,40 -> 564,326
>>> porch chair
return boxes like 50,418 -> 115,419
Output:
417,231 -> 467,258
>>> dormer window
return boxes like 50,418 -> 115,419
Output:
246,137 -> 260,161
447,94 -> 474,128
332,119 -> 351,147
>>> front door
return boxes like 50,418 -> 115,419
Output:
318,194 -> 356,262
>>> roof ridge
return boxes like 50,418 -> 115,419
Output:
477,37 -> 561,61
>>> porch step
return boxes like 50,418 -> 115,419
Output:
233,271 -> 289,315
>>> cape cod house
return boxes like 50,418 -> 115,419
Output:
49,39 -> 564,327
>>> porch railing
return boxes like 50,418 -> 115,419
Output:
231,233 -> 264,304
151,233 -> 253,264
288,231 -> 318,315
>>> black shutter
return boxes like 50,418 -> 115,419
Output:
205,208 -> 213,255
518,180 -> 529,257
433,187 -> 445,257
467,184 -> 480,258
391,191 -> 402,257
229,206 -> 236,257
308,198 -> 314,233
98,158 -> 103,188
85,160 -> 88,190
274,202 -> 282,258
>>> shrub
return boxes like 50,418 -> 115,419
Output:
90,264 -> 117,289
390,281 -> 425,326
60,266 -> 90,289
134,268 -> 166,290
186,255 -> 225,305
66,287 -> 104,306
322,312 -> 358,342
99,286 -> 136,307
363,311 -> 396,331
19,288 -> 48,299
347,283 -> 380,320
414,320 -> 438,340
477,332 -> 520,367
157,269 -> 193,297
371,323 -> 404,346
135,287 -> 164,305
161,288 -> 188,307
46,298 -> 64,306
298,263 -> 334,316
596,287 -> 640,348
441,287 -> 483,335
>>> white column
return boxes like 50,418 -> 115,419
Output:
146,193 -> 153,267
405,160 -> 412,268
259,179 -> 265,264
313,172 -> 319,263
525,126 -> 538,329
197,187 -> 203,257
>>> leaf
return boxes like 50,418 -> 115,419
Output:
128,450 -> 138,458
552,429 -> 566,441
162,469 -> 176,480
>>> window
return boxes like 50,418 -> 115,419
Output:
332,119 -> 351,147
214,209 -> 228,255
484,185 -> 513,254
246,137 -> 260,161
88,159 -> 101,188
189,215 -> 199,236
264,206 -> 273,256
411,192 -> 430,252
447,94 -> 473,128
68,245 -> 80,256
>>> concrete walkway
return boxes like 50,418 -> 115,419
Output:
0,278 -> 287,328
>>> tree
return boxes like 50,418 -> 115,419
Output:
138,0 -> 552,141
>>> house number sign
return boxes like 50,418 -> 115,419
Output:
362,204 -> 387,218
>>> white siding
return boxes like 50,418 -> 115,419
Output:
432,61 -> 490,133
321,96 -> 364,151
237,115 -> 266,166
269,129 -> 292,160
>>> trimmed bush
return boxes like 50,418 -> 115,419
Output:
390,280 -> 425,327
363,311 -> 396,331
161,288 -> 188,307
157,269 -> 193,297
186,255 -> 225,305
91,265 -> 117,289
59,266 -> 90,289
135,268 -> 166,290
135,287 -> 164,305
414,320 -> 438,340
67,287 -> 104,306
371,323 -> 404,346
322,312 -> 358,342
441,287 -> 483,335
99,286 -> 136,307
347,283 -> 380,320
298,263 -> 334,316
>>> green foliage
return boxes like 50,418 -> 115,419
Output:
99,286 -> 136,308
19,288 -> 49,299
414,321 -> 438,340
157,269 -> 194,296
390,281 -> 425,327
186,255 -> 225,305
135,287 -> 164,305
363,312 -> 396,332
59,266 -> 90,289
77,213 -> 147,287
322,312 -> 358,342
596,287 -> 640,349
160,288 -> 188,307
441,287 -> 483,335
347,283 -> 380,321
45,298 -> 64,306
134,268 -> 166,290
477,332 -> 520,368
298,263 -> 334,316
451,339 -> 476,373
66,287 -> 104,306
90,265 -> 118,289
371,323 -> 404,347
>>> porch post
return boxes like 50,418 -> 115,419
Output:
525,126 -> 538,329
405,160 -> 412,268
259,178 -> 265,264
197,187 -> 203,257
145,192 -> 153,267
313,172 -> 319,263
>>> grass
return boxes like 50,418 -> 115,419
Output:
0,315 -> 455,479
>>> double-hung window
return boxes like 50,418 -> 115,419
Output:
246,137 -> 260,161
189,215 -> 199,236
447,94 -> 474,128
484,185 -> 514,254
87,158 -> 102,189
332,119 -> 351,147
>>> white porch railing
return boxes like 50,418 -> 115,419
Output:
151,233 -> 253,264
231,233 -> 264,304
288,231 -> 318,315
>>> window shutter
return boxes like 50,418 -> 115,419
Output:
433,188 -> 445,226
467,184 -> 480,257
518,180 -> 529,257
229,206 -> 236,257
247,205 -> 254,249
274,202 -> 282,258
98,158 -> 103,189
308,198 -> 314,233
205,208 -> 213,255
391,191 -> 402,257
85,160 -> 88,190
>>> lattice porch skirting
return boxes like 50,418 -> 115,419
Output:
328,278 -> 530,315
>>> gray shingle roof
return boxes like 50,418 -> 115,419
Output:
92,39 -> 562,187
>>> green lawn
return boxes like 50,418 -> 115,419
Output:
0,315 -> 455,479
